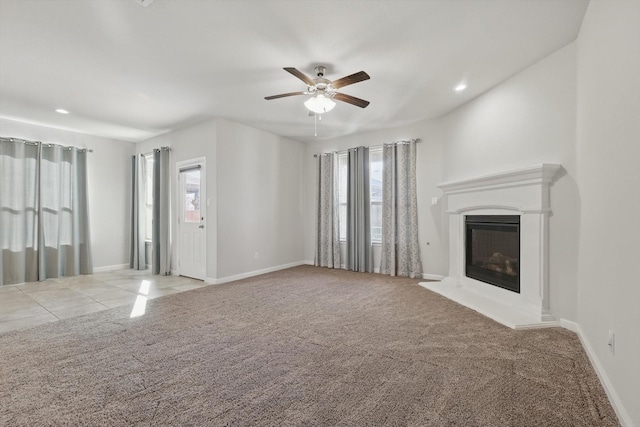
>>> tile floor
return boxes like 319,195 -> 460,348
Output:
0,269 -> 208,334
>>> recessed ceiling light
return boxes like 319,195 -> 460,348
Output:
55,108 -> 69,114
454,83 -> 467,92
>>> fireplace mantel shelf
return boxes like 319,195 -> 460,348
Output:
422,163 -> 562,330
438,164 -> 562,194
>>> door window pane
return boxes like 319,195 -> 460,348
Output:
182,169 -> 201,223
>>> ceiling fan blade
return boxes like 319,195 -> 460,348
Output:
333,93 -> 370,108
283,67 -> 315,86
264,91 -> 306,100
331,71 -> 370,89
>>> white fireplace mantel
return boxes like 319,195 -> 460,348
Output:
420,164 -> 562,329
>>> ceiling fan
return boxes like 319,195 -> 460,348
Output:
265,66 -> 370,114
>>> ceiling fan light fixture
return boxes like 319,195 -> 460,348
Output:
304,93 -> 336,114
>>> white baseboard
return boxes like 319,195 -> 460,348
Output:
560,319 -> 632,427
304,260 -> 314,265
206,261 -> 306,285
559,318 -> 579,333
93,263 -> 129,273
422,273 -> 444,281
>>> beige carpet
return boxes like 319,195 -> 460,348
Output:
0,266 -> 618,426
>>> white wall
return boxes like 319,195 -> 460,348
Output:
216,118 -> 305,279
302,119 -> 446,276
137,117 -> 306,282
575,2 -> 640,425
0,118 -> 135,270
439,43 -> 579,322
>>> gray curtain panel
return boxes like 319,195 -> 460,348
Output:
38,145 -> 93,280
0,139 -> 39,286
315,153 -> 341,268
346,146 -> 372,272
380,140 -> 422,278
1,138 -> 93,286
130,154 -> 146,270
152,147 -> 171,275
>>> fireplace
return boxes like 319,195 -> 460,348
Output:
419,164 -> 562,329
465,215 -> 520,293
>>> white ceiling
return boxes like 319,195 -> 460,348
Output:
0,0 -> 588,144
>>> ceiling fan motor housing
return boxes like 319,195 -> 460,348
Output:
309,66 -> 333,96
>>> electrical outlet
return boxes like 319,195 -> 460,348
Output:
608,330 -> 615,355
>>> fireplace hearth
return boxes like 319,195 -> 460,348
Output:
465,215 -> 520,293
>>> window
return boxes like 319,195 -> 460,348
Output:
337,147 -> 383,243
369,147 -> 383,243
144,153 -> 154,241
181,168 -> 201,223
338,153 -> 348,240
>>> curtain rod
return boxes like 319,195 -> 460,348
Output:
312,138 -> 421,157
1,136 -> 94,152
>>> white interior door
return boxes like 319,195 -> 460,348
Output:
178,160 -> 206,280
